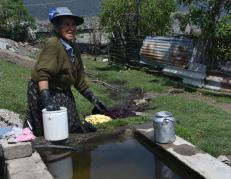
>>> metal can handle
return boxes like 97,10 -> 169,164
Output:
163,117 -> 170,124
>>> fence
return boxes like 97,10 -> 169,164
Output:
108,35 -> 195,70
108,36 -> 144,66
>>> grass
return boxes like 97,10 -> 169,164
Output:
152,95 -> 231,156
0,60 -> 30,114
1,57 -> 231,157
83,55 -> 176,93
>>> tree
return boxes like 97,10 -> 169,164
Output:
0,0 -> 35,42
216,13 -> 231,61
178,0 -> 231,68
100,0 -> 176,38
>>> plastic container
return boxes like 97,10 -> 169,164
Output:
42,107 -> 69,141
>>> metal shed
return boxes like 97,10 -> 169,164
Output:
140,36 -> 194,69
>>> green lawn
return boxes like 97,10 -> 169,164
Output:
0,60 -> 30,114
1,57 -> 231,157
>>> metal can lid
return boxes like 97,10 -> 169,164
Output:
155,111 -> 173,117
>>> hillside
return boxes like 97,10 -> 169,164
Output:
23,0 -> 104,22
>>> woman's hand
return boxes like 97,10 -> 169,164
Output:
40,89 -> 60,111
93,99 -> 109,114
82,89 -> 109,114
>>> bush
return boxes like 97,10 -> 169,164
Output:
100,0 -> 176,36
216,14 -> 231,61
0,0 -> 36,42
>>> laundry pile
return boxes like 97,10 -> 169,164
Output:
85,114 -> 112,125
107,107 -> 136,119
92,106 -> 137,119
86,107 -> 137,125
0,127 -> 35,143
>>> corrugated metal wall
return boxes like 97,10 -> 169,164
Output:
140,36 -> 194,68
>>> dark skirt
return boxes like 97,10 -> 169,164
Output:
24,80 -> 82,136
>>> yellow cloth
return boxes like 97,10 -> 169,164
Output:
85,114 -> 112,125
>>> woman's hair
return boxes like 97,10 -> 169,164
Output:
52,16 -> 65,31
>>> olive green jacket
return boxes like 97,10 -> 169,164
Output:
31,36 -> 89,92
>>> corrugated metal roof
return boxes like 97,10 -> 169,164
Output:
140,36 -> 194,68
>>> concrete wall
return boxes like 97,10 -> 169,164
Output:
0,140 -> 53,179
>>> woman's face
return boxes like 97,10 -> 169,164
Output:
58,17 -> 76,41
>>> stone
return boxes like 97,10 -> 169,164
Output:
6,152 -> 53,179
0,140 -> 32,160
8,48 -> 16,53
18,42 -> 23,46
14,42 -> 19,49
133,97 -> 151,106
0,109 -> 23,128
0,41 -> 7,49
102,58 -> 108,62
6,44 -> 12,50
217,155 -> 231,165
168,88 -> 184,94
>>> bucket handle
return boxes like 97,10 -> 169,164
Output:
163,117 -> 171,124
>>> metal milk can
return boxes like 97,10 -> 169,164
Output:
153,111 -> 176,143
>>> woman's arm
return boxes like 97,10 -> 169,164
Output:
38,81 -> 48,91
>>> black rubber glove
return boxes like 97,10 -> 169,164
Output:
83,121 -> 97,132
81,89 -> 109,114
40,89 -> 60,111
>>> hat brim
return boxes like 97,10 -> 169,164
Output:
51,15 -> 84,26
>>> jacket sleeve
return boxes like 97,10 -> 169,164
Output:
32,39 -> 60,81
74,58 -> 89,93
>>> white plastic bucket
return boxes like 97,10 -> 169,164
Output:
42,107 -> 69,141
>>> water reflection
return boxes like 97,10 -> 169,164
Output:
39,150 -> 73,179
47,155 -> 73,179
72,151 -> 91,179
39,138 -> 181,179
155,159 -> 181,179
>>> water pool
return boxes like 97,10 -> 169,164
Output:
39,136 -> 180,179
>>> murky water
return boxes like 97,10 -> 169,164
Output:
40,137 -> 180,179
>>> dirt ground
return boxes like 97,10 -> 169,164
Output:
0,49 -> 35,68
106,83 -> 231,115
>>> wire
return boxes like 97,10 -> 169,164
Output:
1,0 -> 77,7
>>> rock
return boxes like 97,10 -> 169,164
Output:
28,27 -> 37,41
9,47 -> 16,53
168,88 -> 185,94
102,58 -> 108,62
217,155 -> 231,165
18,42 -> 23,46
0,41 -> 7,49
133,97 -> 151,106
23,42 -> 28,47
6,44 -> 12,49
0,140 -> 32,160
0,109 -> 23,128
32,47 -> 38,51
0,37 -> 39,65
14,42 -> 19,49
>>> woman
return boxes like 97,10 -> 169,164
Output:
25,7 -> 108,136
